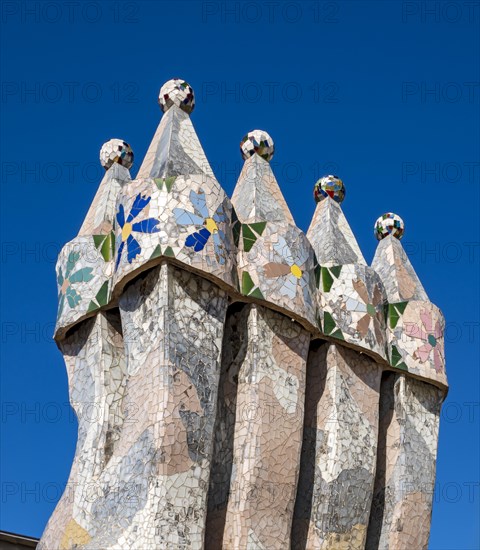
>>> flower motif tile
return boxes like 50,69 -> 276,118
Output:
55,236 -> 112,334
317,263 -> 388,360
115,193 -> 160,270
113,175 -> 238,294
236,224 -> 316,325
388,301 -> 446,383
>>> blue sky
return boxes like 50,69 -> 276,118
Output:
0,1 -> 479,548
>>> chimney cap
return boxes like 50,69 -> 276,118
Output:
374,212 -> 405,240
313,174 -> 345,204
100,139 -> 134,171
158,78 -> 195,114
240,129 -> 275,162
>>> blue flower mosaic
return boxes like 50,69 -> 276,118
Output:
173,189 -> 228,264
115,194 -> 160,270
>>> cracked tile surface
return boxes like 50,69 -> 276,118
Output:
42,80 -> 447,549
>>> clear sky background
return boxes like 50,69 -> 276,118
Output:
1,1 -> 479,548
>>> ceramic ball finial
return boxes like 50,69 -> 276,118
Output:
100,139 -> 134,170
240,130 -> 275,162
158,78 -> 195,114
313,175 -> 345,204
374,212 -> 405,240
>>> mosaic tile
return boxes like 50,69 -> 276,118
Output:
374,212 -> 405,241
292,342 -> 382,549
40,312 -> 126,550
307,188 -> 365,267
231,140 -> 316,326
207,304 -> 310,549
42,79 -> 448,550
366,373 -> 443,550
158,78 -> 195,114
307,179 -> 387,360
113,174 -> 237,292
313,174 -> 345,204
99,138 -> 134,170
55,147 -> 132,338
137,100 -> 214,181
240,129 -> 275,162
372,228 -> 447,387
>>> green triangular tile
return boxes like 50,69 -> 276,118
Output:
391,345 -> 403,366
87,300 -> 99,313
331,328 -> 344,340
150,245 -> 162,260
388,304 -> 400,329
249,221 -> 266,236
165,176 -> 176,192
322,267 -> 334,293
330,265 -> 342,278
242,225 -> 255,239
249,287 -> 264,299
154,176 -> 176,192
323,311 -> 336,335
389,301 -> 409,329
164,246 -> 175,257
95,281 -> 109,306
100,232 -> 114,262
93,234 -> 106,249
243,238 -> 256,252
242,225 -> 257,252
242,271 -> 255,295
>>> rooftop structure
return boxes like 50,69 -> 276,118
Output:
39,79 -> 447,550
